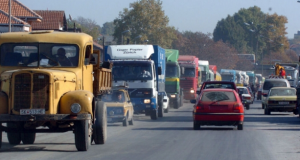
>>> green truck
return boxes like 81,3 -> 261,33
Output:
165,49 -> 183,109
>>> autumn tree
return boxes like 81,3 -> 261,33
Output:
213,6 -> 289,61
113,0 -> 177,48
172,31 -> 239,69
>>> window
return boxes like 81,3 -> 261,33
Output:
201,91 -> 237,102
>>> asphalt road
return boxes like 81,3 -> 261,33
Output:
1,100 -> 300,160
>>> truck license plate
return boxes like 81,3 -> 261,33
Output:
20,109 -> 45,115
279,102 -> 289,105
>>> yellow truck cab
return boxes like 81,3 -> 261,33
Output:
102,86 -> 134,126
0,31 -> 112,151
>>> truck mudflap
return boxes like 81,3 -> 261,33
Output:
0,114 -> 91,122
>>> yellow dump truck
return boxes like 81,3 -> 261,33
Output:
0,31 -> 112,151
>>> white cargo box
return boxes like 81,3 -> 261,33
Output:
107,45 -> 154,60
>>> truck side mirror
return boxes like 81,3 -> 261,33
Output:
158,67 -> 162,75
181,67 -> 185,75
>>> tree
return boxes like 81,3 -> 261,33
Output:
213,6 -> 289,61
113,0 -> 177,48
101,22 -> 115,36
172,31 -> 239,69
67,16 -> 101,40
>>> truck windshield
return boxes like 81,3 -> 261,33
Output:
221,74 -> 234,81
182,68 -> 195,77
112,62 -> 152,81
249,76 -> 254,83
166,64 -> 178,77
285,70 -> 295,78
0,43 -> 79,67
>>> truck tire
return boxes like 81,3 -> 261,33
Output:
0,123 -> 2,149
123,113 -> 128,127
21,132 -> 36,144
93,101 -> 107,145
150,109 -> 158,120
158,97 -> 164,117
74,120 -> 90,151
174,100 -> 179,109
128,117 -> 134,125
7,122 -> 21,145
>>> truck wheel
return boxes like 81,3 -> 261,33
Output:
0,123 -> 2,149
93,101 -> 107,145
174,100 -> 179,109
123,114 -> 128,127
74,120 -> 90,151
21,132 -> 36,144
150,109 -> 158,120
7,122 -> 21,145
158,98 -> 164,117
128,117 -> 134,125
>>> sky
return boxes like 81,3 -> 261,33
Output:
20,0 -> 300,39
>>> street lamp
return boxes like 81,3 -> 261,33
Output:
121,30 -> 130,45
134,35 -> 142,44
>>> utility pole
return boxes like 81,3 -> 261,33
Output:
9,0 -> 11,32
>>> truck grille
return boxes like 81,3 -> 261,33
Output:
180,79 -> 194,90
165,84 -> 177,93
14,73 -> 50,111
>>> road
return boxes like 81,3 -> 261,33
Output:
1,100 -> 300,160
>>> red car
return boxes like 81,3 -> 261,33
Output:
191,88 -> 244,130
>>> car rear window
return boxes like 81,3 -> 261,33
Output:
269,89 -> 296,96
201,91 -> 237,102
237,88 -> 249,94
263,81 -> 287,90
204,83 -> 234,89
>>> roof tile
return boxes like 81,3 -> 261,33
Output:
31,10 -> 65,30
0,9 -> 29,25
0,0 -> 42,19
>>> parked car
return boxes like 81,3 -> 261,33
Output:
262,77 -> 291,109
191,88 -> 244,130
102,88 -> 134,126
263,87 -> 298,115
163,91 -> 169,113
237,86 -> 253,110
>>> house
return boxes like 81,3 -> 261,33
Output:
0,0 -> 42,32
31,10 -> 67,31
0,9 -> 29,32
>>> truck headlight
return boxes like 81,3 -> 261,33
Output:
71,103 -> 81,114
170,94 -> 176,98
144,99 -> 151,104
190,89 -> 195,93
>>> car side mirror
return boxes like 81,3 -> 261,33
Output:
127,100 -> 131,103
196,90 -> 200,95
238,91 -> 243,95
163,99 -> 167,102
190,99 -> 197,104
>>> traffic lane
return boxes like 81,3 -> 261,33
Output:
0,101 -> 299,160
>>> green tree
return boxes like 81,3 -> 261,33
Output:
113,0 -> 177,48
101,22 -> 115,36
67,16 -> 101,40
213,6 -> 289,61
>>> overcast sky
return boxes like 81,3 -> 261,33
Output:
20,0 -> 300,39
